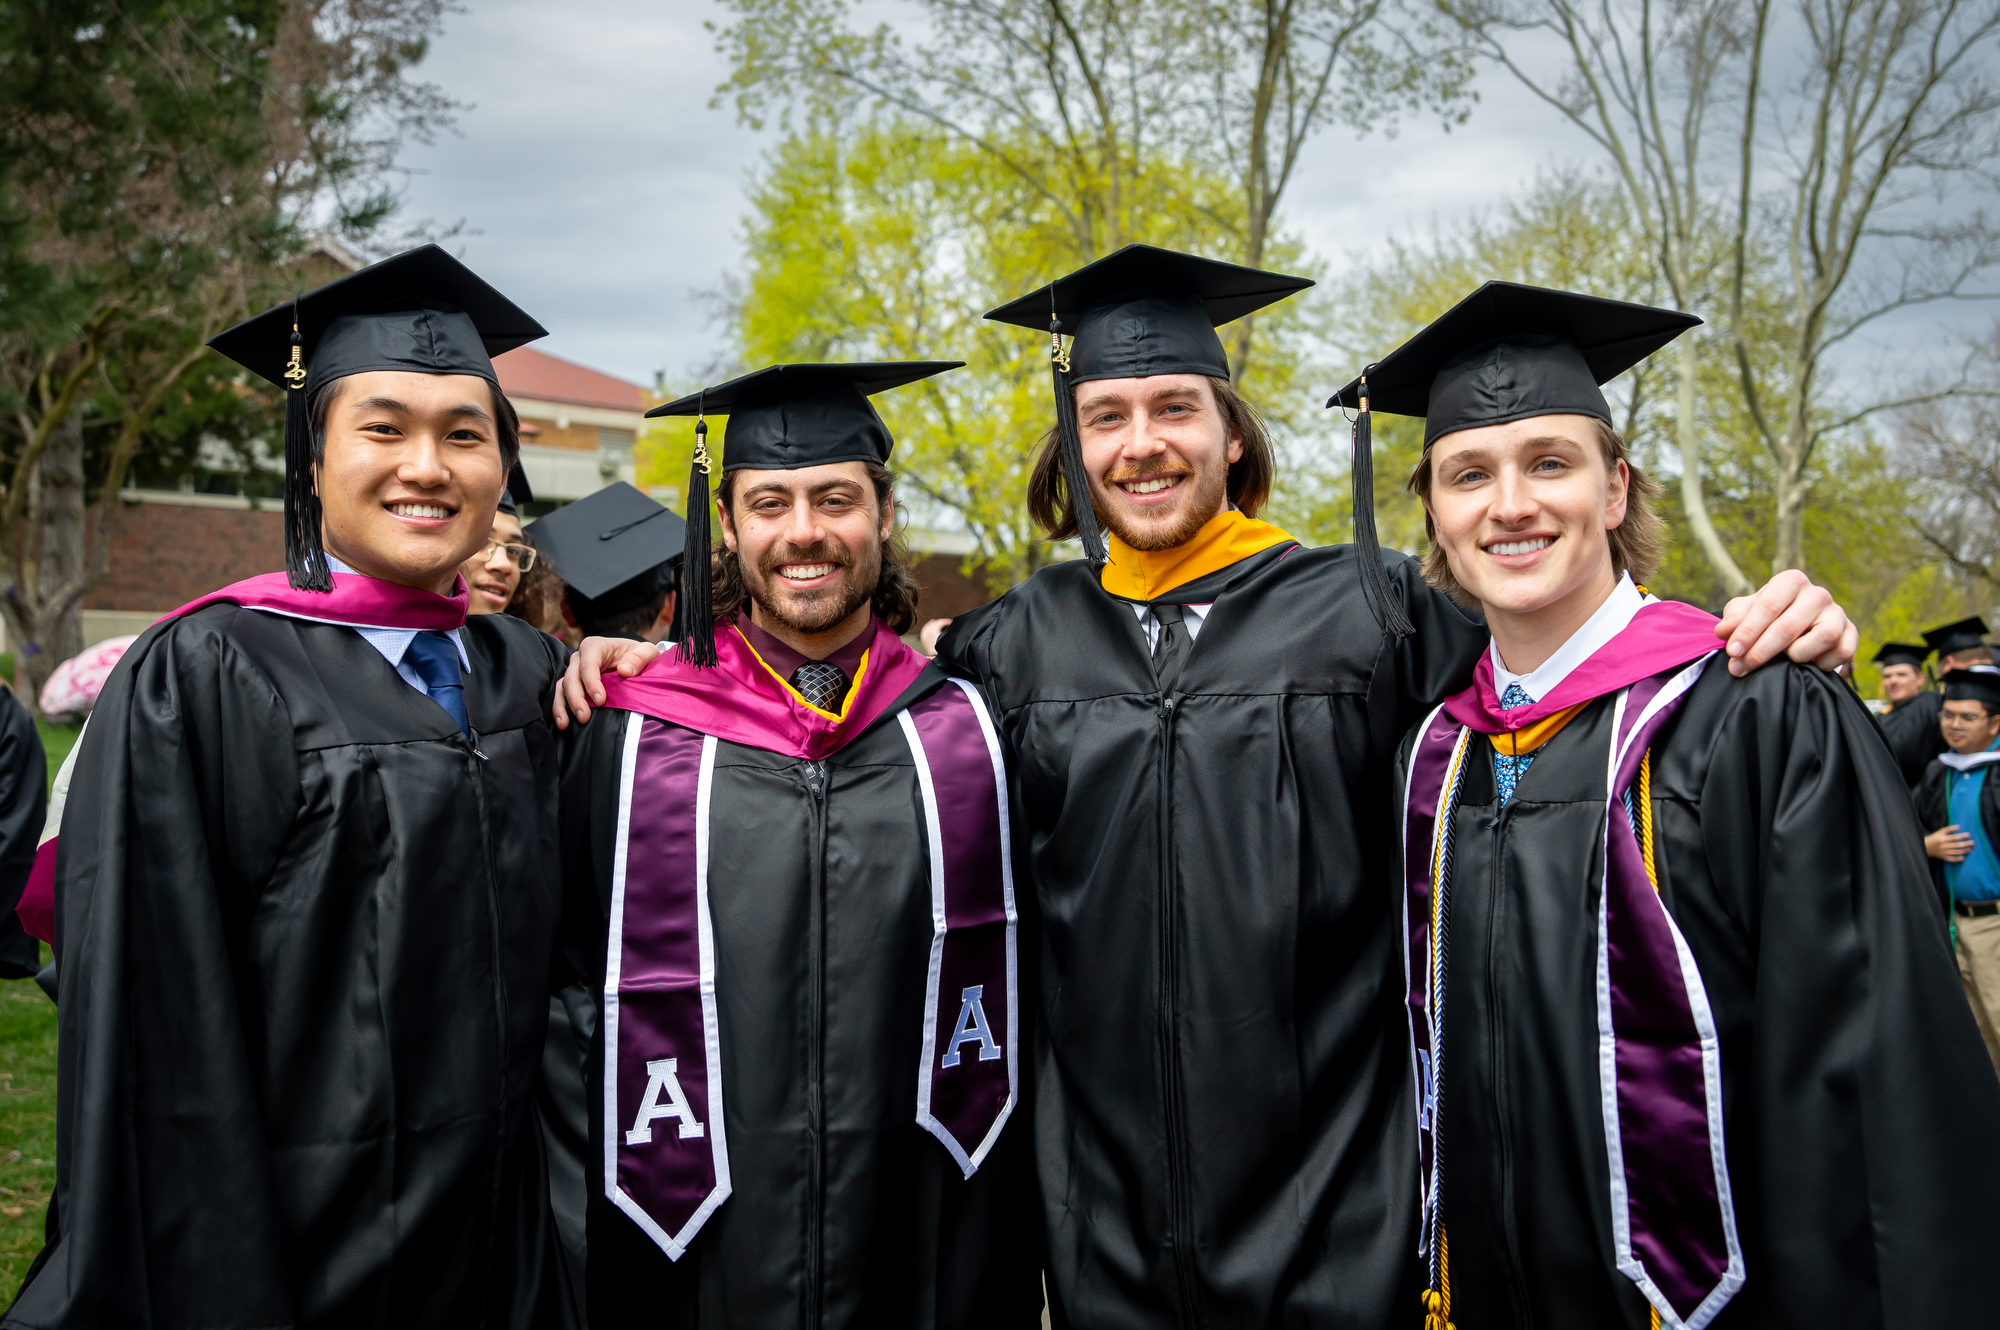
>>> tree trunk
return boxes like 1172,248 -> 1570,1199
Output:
12,411 -> 87,716
1772,428 -> 1810,575
1674,341 -> 1752,597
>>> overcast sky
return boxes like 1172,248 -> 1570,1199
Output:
393,0 -> 1989,391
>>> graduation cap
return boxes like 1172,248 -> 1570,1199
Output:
1330,283 -> 1700,639
646,361 -> 962,666
208,244 -> 548,591
1872,642 -> 1932,669
1944,666 -> 2000,709
497,464 -> 535,518
526,482 -> 687,627
984,245 -> 1314,569
1924,616 -> 1991,657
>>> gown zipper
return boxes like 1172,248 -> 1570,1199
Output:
1157,693 -> 1201,1325
804,760 -> 827,1329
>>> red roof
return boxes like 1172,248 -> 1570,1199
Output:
493,346 -> 648,413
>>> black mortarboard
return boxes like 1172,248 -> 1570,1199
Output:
984,245 -> 1313,569
208,244 -> 547,591
646,361 -> 962,470
1944,666 -> 2000,709
1329,283 -> 1699,640
1872,642 -> 1931,669
645,361 -> 961,666
497,464 -> 535,517
1924,616 -> 1991,656
527,482 -> 686,625
1329,283 -> 1701,444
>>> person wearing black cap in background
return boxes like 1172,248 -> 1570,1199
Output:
549,363 -> 1042,1328
529,481 -> 685,645
1379,284 -> 1998,1330
1915,666 -> 2000,1076
1872,640 -> 1949,786
1925,613 -> 1994,672
551,246 -> 1850,1327
6,246 -> 581,1330
459,464 -> 542,615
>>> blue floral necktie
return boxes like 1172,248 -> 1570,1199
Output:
1492,682 -> 1535,806
405,631 -> 468,736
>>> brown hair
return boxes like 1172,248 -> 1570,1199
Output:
709,461 -> 923,634
1406,417 -> 1665,606
1027,375 -> 1273,539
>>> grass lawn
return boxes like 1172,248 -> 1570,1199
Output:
0,721 -> 79,1292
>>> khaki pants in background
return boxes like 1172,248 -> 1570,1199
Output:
1955,909 -> 2000,1078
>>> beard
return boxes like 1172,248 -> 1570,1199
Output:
742,537 -> 881,635
1092,453 -> 1230,552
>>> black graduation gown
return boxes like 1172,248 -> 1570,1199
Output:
6,605 -> 575,1330
1912,753 -> 2000,922
1876,688 -> 1947,788
0,685 -> 46,979
1398,660 -> 2000,1329
559,666 -> 1044,1330
934,545 -> 1487,1329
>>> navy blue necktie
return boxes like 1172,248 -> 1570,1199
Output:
405,631 -> 468,735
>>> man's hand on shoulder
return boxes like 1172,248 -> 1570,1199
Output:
552,637 -> 662,729
1713,569 -> 1857,677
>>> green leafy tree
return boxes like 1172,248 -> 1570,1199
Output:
0,0 -> 454,711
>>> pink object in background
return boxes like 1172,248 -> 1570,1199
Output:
37,634 -> 139,720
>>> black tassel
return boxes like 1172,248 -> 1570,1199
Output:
674,416 -> 717,668
1349,377 -> 1414,640
1051,316 -> 1106,567
282,312 -> 332,592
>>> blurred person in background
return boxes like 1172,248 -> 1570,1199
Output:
1926,615 -> 1992,672
1874,640 -> 1948,787
1916,666 -> 2000,1077
460,465 -> 539,615
6,248 -> 579,1330
528,482 -> 682,647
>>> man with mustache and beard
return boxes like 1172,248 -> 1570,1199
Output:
551,362 -> 1043,1329
562,252 -> 1855,1329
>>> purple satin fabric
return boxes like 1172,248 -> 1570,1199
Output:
1444,600 -> 1721,734
1602,673 -> 1733,1322
169,571 -> 470,629
607,719 -> 727,1258
907,681 -> 1017,1174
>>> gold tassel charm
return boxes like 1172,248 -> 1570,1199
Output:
691,417 -> 714,475
1049,326 -> 1070,373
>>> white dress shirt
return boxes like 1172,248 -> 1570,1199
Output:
1130,602 -> 1213,650
1488,572 -> 1653,703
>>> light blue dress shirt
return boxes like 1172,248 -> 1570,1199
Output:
320,556 -> 469,695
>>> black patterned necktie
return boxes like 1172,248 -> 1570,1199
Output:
790,661 -> 848,788
1151,603 -> 1192,694
790,661 -> 849,714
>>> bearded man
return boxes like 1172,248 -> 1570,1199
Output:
564,252 -> 1855,1328
552,362 -> 1043,1329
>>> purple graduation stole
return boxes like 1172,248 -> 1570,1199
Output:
603,677 -> 1019,1260
1401,655 -> 1745,1330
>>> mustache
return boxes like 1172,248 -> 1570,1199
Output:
756,541 -> 854,578
1103,459 -> 1193,486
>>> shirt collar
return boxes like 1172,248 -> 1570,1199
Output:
1941,736 -> 2000,772
324,556 -> 468,671
736,610 -> 874,683
1489,573 -> 1653,705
